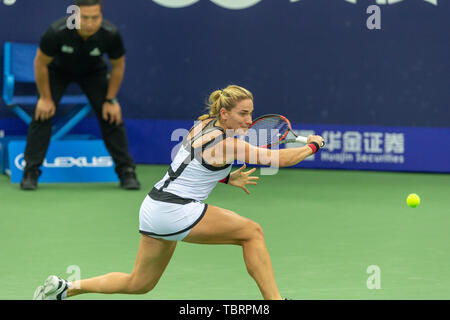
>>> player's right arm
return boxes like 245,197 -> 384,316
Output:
34,48 -> 55,121
231,135 -> 322,167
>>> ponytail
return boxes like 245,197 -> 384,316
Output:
197,85 -> 253,121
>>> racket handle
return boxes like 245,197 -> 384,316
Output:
295,136 -> 326,147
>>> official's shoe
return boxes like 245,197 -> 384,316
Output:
20,169 -> 41,190
33,275 -> 69,300
119,167 -> 141,190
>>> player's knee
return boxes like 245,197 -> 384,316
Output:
245,220 -> 265,242
253,222 -> 265,240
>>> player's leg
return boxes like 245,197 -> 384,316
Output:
77,71 -> 138,189
67,235 -> 177,297
182,205 -> 282,300
21,69 -> 70,189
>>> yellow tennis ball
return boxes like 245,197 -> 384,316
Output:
407,193 -> 420,208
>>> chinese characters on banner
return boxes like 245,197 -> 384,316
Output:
290,130 -> 405,165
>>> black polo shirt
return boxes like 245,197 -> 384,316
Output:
39,17 -> 126,75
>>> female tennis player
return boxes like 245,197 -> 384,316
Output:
33,85 -> 324,300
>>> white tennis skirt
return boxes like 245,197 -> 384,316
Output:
139,195 -> 208,241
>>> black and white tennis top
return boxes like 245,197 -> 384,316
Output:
148,119 -> 232,204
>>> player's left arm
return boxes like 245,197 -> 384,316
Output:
209,138 -> 258,194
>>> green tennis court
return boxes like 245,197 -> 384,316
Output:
1,165 -> 449,300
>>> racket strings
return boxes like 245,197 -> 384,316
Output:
248,117 -> 290,147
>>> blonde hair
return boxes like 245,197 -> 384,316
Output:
198,85 -> 253,121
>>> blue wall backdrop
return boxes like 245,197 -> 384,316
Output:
0,0 -> 449,172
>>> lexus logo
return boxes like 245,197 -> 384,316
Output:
14,153 -> 26,171
14,153 -> 114,170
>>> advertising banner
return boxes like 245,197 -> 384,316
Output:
288,124 -> 450,173
8,140 -> 118,183
124,119 -> 450,173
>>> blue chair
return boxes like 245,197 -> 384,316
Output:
2,42 -> 92,141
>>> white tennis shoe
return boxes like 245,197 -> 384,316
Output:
33,275 -> 70,300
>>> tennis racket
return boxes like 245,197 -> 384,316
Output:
248,114 -> 326,148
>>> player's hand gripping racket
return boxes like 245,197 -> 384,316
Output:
248,114 -> 326,148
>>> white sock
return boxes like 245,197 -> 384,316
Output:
61,281 -> 72,300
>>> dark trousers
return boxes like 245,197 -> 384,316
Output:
24,68 -> 135,175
